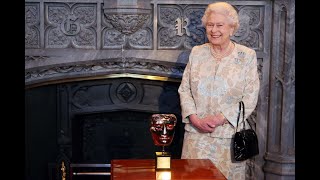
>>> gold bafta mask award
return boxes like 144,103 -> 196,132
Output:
150,114 -> 177,170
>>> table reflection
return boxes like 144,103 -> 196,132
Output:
156,171 -> 171,180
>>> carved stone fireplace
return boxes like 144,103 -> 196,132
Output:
54,77 -> 184,179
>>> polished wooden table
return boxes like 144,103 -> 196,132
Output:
111,159 -> 227,180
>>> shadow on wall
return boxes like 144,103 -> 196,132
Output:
156,49 -> 191,158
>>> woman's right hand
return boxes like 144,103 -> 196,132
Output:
189,114 -> 216,133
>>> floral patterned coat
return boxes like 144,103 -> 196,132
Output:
178,42 -> 260,138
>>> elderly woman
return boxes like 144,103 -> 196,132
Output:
178,2 -> 260,180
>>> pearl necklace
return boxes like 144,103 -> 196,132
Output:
210,41 -> 234,60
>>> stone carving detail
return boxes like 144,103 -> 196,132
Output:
104,29 -> 126,47
122,60 -> 185,75
129,29 -> 152,48
158,5 -> 206,49
25,58 -> 185,84
25,55 -> 49,61
175,17 -> 190,37
117,82 -> 137,103
73,86 -> 90,108
103,15 -> 152,49
105,14 -> 149,35
158,6 -> 183,48
160,6 -> 181,25
25,3 -> 40,48
158,5 -> 264,50
71,84 -> 114,110
231,6 -> 264,50
184,7 -> 207,49
45,3 -> 97,48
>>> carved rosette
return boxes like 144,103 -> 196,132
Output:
44,3 -> 97,49
116,82 -> 137,103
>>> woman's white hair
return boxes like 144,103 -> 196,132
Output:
201,2 -> 240,35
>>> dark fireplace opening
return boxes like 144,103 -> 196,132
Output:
71,110 -> 184,164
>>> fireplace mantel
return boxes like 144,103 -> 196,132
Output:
25,49 -> 190,88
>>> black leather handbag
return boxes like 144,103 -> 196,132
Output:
232,101 -> 259,161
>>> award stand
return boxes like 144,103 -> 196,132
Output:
155,146 -> 171,170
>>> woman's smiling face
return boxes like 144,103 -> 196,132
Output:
205,13 -> 234,46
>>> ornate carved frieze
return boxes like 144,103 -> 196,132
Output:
157,4 -> 265,51
25,55 -> 49,61
25,1 -> 269,87
25,3 -> 40,49
45,3 -> 97,49
25,58 -> 185,86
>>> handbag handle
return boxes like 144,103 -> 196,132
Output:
235,101 -> 253,132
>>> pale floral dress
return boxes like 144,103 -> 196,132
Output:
178,42 -> 260,180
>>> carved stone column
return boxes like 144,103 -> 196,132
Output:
263,0 -> 295,179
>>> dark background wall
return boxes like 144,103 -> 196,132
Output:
25,85 -> 58,180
